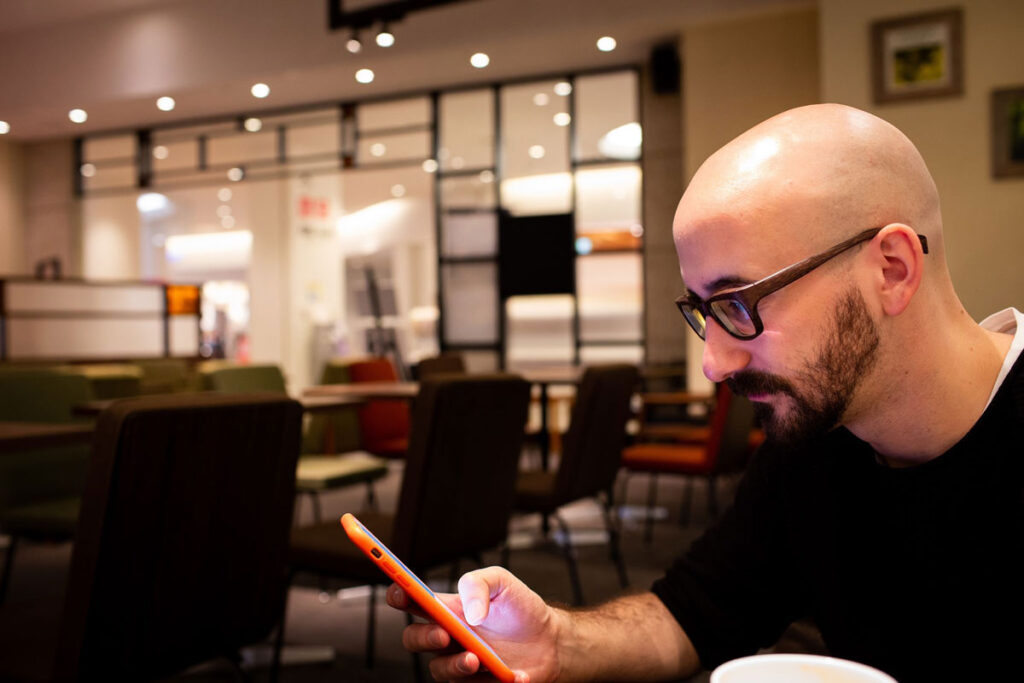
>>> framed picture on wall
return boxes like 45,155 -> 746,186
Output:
870,8 -> 963,104
991,86 -> 1024,179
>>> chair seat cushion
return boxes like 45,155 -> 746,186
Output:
0,497 -> 80,537
621,443 -> 711,475
289,511 -> 396,582
513,470 -> 559,514
295,452 -> 389,491
362,437 -> 408,459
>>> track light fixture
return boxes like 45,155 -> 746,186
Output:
346,28 -> 362,53
376,23 -> 395,47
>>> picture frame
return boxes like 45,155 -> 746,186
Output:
870,8 -> 963,104
991,86 -> 1024,179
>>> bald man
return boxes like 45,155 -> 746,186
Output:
389,105 -> 1024,682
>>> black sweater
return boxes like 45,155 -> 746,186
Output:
652,353 -> 1024,682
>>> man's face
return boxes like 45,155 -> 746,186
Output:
675,217 -> 881,446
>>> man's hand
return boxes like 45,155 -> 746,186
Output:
386,566 -> 564,682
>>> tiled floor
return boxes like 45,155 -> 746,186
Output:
3,460 -> 819,682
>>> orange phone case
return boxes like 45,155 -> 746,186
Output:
340,513 -> 516,683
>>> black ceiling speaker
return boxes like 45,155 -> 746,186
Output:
650,42 -> 680,95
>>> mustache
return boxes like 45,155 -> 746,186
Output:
727,370 -> 798,399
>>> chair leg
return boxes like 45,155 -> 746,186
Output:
600,492 -> 629,589
552,513 -> 584,606
645,474 -> 658,545
680,477 -> 695,527
0,535 -> 17,606
366,585 -> 377,669
407,611 -> 424,683
270,573 -> 293,683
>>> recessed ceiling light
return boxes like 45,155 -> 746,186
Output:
553,112 -> 571,127
346,31 -> 362,53
156,96 -> 175,111
69,108 -> 88,124
227,167 -> 244,182
470,52 -> 490,68
244,117 -> 263,132
376,26 -> 395,48
370,143 -> 386,157
216,204 -> 232,218
217,187 -> 233,202
80,163 -> 96,177
355,68 -> 375,84
152,145 -> 169,160
136,192 -> 169,213
421,159 -> 438,173
390,184 -> 406,198
478,170 -> 494,183
0,121 -> 10,135
554,82 -> 572,96
528,145 -> 545,159
597,36 -> 617,52
221,215 -> 236,229
533,93 -> 549,106
251,83 -> 270,98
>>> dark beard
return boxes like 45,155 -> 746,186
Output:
726,290 -> 880,448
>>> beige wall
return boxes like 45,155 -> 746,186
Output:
22,140 -> 80,277
0,140 -> 26,275
820,0 -> 1024,319
680,8 -> 821,390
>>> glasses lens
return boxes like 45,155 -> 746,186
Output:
678,302 -> 707,340
709,298 -> 756,337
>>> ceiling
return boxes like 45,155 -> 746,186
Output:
0,0 -> 811,141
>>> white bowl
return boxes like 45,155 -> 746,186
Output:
711,654 -> 898,683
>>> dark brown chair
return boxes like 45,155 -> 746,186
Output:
0,393 -> 303,682
512,364 -> 639,605
286,374 -> 531,670
415,352 -> 466,380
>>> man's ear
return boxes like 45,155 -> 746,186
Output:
871,224 -> 925,316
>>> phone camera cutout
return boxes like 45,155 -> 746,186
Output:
371,548 -> 382,558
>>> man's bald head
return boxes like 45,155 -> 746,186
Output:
674,104 -> 945,274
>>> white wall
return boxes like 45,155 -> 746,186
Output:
0,140 -> 26,275
819,0 -> 1024,319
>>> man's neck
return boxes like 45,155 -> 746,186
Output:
846,321 -> 1013,468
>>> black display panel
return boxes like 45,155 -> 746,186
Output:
497,211 -> 575,299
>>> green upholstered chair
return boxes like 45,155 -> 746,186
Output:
201,363 -> 387,521
132,358 -> 200,394
306,359 -> 363,456
62,364 -> 143,400
0,369 -> 95,604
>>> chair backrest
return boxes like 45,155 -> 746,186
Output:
54,393 -> 303,681
391,374 -> 530,570
0,368 -> 94,423
348,358 -> 410,446
201,364 -> 287,394
706,385 -> 757,474
553,364 -> 639,504
416,353 -> 466,380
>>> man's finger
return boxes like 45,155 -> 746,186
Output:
429,651 -> 480,681
401,622 -> 452,652
457,566 -> 516,626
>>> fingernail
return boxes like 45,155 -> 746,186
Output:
457,655 -> 473,674
430,629 -> 446,648
465,599 -> 485,625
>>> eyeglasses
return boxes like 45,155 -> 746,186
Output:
675,227 -> 929,341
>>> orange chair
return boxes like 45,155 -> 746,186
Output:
349,358 -> 410,459
620,384 -> 758,542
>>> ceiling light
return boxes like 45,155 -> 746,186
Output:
251,83 -> 270,98
216,204 -> 232,218
554,82 -> 572,96
0,121 -> 9,135
421,159 -> 438,173
152,145 -> 169,160
244,117 -> 263,132
598,122 -> 642,159
80,163 -> 96,177
136,192 -> 169,214
575,236 -> 593,255
227,167 -> 244,182
528,145 -> 545,159
470,52 -> 490,68
553,112 -> 571,127
390,184 -> 406,198
533,93 -> 549,106
376,25 -> 395,47
370,143 -> 386,157
451,156 -> 465,169
217,187 -> 233,202
156,96 -> 175,111
68,108 -> 88,124
346,30 -> 362,53
478,170 -> 494,183
597,36 -> 617,52
221,215 -> 236,229
355,68 -> 375,84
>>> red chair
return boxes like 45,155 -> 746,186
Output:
349,358 -> 410,459
620,384 -> 759,542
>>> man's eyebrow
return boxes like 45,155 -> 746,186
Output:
698,275 -> 753,295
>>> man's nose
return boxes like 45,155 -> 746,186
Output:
701,318 -> 752,382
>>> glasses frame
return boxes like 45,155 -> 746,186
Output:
675,227 -> 929,341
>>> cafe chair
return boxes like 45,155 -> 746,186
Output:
285,374 -> 531,671
414,352 -> 466,380
0,369 -> 94,606
348,357 -> 411,459
202,363 -> 388,521
0,392 -> 303,682
511,364 -> 639,606
620,384 -> 759,543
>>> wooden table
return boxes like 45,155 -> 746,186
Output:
519,366 -> 583,471
75,395 -> 367,418
0,421 -> 94,454
302,381 -> 419,401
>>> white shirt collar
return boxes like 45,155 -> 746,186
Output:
979,307 -> 1024,408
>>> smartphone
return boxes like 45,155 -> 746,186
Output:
340,513 -> 516,683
